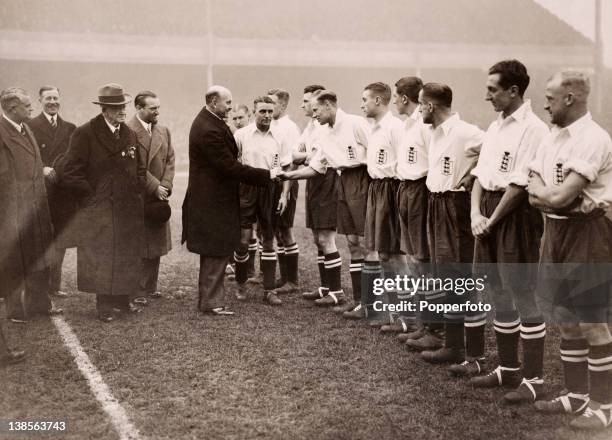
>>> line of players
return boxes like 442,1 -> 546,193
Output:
225,60 -> 612,431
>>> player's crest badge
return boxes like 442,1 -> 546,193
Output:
499,151 -> 514,172
553,162 -> 565,185
442,156 -> 454,176
376,148 -> 387,165
272,153 -> 280,168
347,145 -> 356,161
407,146 -> 417,164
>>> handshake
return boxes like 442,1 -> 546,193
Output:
269,168 -> 291,181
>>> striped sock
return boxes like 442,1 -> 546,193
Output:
349,259 -> 363,302
258,243 -> 263,276
277,246 -> 287,285
285,242 -> 299,284
443,315 -> 465,350
464,312 -> 487,359
494,317 -> 521,369
588,342 -> 612,405
261,250 -> 277,290
362,261 -> 382,317
521,321 -> 546,379
247,239 -> 258,277
560,338 -> 589,395
419,288 -> 446,326
317,251 -> 327,289
324,252 -> 342,292
233,251 -> 249,284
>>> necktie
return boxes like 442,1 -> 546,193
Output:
114,128 -> 120,140
147,124 -> 151,135
51,116 -> 57,128
20,125 -> 26,136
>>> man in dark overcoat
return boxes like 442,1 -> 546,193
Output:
127,90 -> 175,305
27,85 -> 77,298
0,87 -> 61,322
182,85 -> 278,315
60,83 -> 146,322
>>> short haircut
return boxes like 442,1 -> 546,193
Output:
267,88 -> 290,104
488,59 -> 530,97
39,85 -> 59,97
395,77 -> 423,104
303,84 -> 325,94
253,95 -> 275,109
551,70 -> 591,102
364,82 -> 392,105
134,90 -> 157,108
421,83 -> 453,108
235,104 -> 250,114
315,91 -> 338,105
0,87 -> 28,111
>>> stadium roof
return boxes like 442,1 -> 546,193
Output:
0,0 -> 593,46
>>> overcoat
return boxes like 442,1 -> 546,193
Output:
0,117 -> 54,296
27,112 -> 78,248
60,113 -> 146,295
181,108 -> 270,256
126,116 -> 175,258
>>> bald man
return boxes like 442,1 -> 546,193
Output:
182,86 -> 280,316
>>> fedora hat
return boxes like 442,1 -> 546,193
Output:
92,83 -> 132,106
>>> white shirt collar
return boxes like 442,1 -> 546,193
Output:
3,114 -> 23,133
373,111 -> 395,130
497,100 -> 531,125
136,114 -> 151,133
559,112 -> 593,139
435,112 -> 460,136
43,111 -> 57,125
409,107 -> 420,121
103,116 -> 120,133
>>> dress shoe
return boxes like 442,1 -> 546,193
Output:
303,287 -> 327,300
504,377 -> 544,404
51,290 -> 69,298
315,290 -> 346,307
381,320 -> 416,334
275,282 -> 298,295
470,365 -> 522,389
405,331 -> 444,352
343,303 -> 365,320
332,301 -> 356,314
98,312 -> 114,322
265,290 -> 282,306
206,307 -> 235,316
421,347 -> 464,364
133,296 -> 149,306
1,349 -> 26,366
149,291 -> 162,298
448,358 -> 486,377
397,326 -> 426,342
246,274 -> 263,285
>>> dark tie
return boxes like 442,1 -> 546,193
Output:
20,125 -> 26,136
114,128 -> 120,140
51,116 -> 57,129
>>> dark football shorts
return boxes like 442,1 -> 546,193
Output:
306,168 -> 338,230
239,182 -> 280,241
397,177 -> 429,261
336,165 -> 369,236
365,178 -> 401,254
537,210 -> 612,325
427,191 -> 473,266
277,181 -> 298,229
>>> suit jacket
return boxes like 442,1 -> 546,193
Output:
0,116 -> 54,296
182,107 -> 270,256
127,115 -> 175,258
60,114 -> 146,295
27,112 -> 78,248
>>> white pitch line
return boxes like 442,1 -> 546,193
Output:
52,316 -> 144,440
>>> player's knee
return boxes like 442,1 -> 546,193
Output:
579,322 -> 612,345
558,324 -> 585,340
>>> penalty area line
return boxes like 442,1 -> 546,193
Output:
52,316 -> 144,440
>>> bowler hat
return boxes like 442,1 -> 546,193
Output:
144,199 -> 171,226
92,83 -> 132,106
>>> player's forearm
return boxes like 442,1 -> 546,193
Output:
488,184 -> 527,227
284,166 -> 319,180
470,178 -> 483,217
